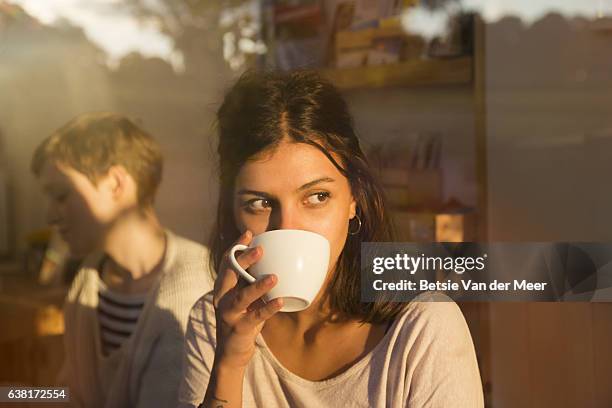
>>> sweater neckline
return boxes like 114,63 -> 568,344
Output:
90,230 -> 175,360
253,316 -> 401,389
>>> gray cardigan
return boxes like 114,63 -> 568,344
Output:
59,231 -> 213,408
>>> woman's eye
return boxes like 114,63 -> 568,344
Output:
305,192 -> 330,206
246,198 -> 272,211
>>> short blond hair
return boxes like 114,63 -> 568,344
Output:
31,112 -> 163,207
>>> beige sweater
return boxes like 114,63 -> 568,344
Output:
178,291 -> 484,408
59,231 -> 213,408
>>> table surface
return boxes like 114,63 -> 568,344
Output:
0,269 -> 67,342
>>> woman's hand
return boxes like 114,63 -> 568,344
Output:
203,230 -> 282,407
212,230 -> 284,370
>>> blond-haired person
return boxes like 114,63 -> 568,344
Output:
32,112 -> 213,408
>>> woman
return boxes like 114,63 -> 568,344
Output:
179,71 -> 484,407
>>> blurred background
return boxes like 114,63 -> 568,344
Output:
0,0 -> 611,407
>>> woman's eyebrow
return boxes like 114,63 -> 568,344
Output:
296,177 -> 335,192
236,177 -> 335,197
236,189 -> 273,198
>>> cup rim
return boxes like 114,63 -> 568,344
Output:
254,229 -> 329,244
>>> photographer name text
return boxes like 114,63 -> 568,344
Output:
372,279 -> 548,291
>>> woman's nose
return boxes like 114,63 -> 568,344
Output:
268,206 -> 302,231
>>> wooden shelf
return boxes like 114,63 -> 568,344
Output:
320,56 -> 473,90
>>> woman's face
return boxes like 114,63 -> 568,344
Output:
233,140 -> 357,278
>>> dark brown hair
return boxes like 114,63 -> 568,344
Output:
31,112 -> 163,207
211,70 -> 402,323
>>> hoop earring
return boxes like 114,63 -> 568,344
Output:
348,214 -> 362,236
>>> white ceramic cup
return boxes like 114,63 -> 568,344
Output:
229,229 -> 330,312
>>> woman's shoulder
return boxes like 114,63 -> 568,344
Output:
189,291 -> 215,317
386,292 -> 484,407
377,290 -> 479,382
187,292 -> 217,331
390,290 -> 471,343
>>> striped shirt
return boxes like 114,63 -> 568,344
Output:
97,287 -> 147,355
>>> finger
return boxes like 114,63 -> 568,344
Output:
213,230 -> 261,306
246,297 -> 267,313
231,274 -> 278,312
214,230 -> 253,306
236,229 -> 253,246
216,244 -> 262,301
235,245 -> 263,272
242,297 -> 284,326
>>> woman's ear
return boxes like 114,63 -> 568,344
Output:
349,198 -> 357,220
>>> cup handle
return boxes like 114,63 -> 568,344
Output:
229,244 -> 257,283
